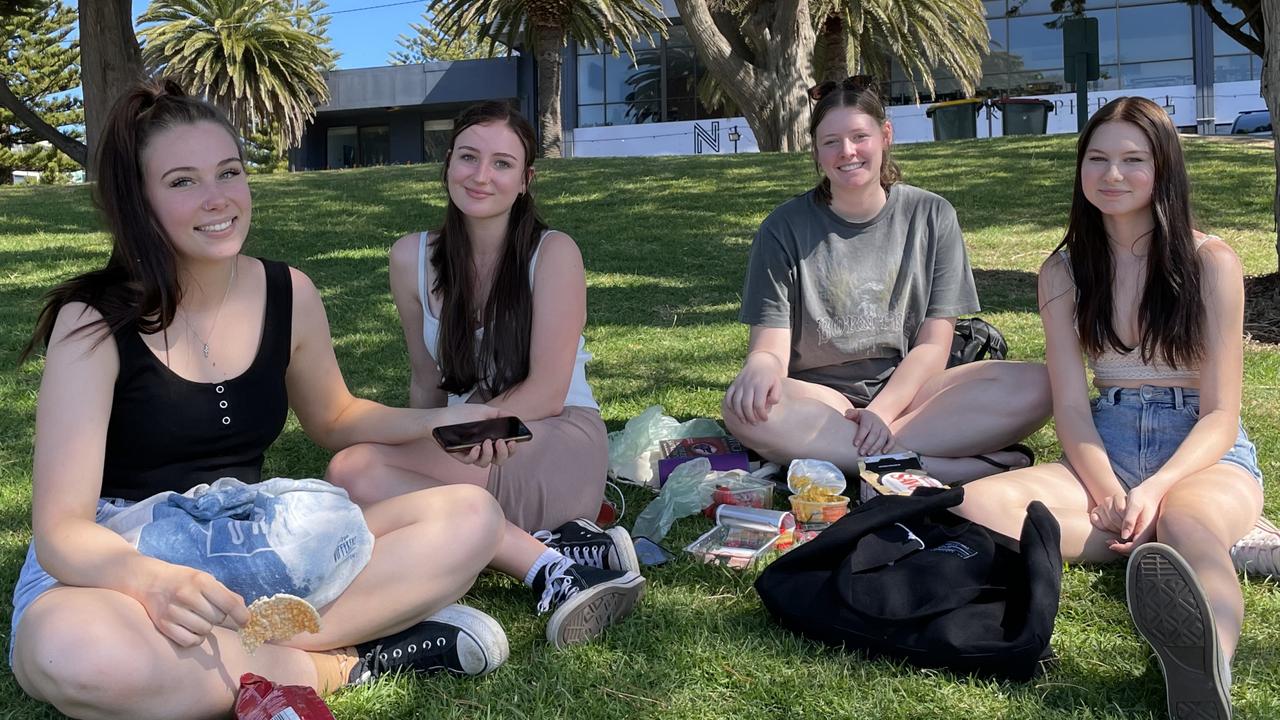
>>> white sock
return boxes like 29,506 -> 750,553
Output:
524,548 -> 567,588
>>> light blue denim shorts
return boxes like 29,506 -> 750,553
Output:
8,498 -> 128,665
1091,385 -> 1263,491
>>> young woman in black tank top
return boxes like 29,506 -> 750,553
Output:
11,80 -> 514,718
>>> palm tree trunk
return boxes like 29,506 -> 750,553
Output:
534,24 -> 564,158
79,0 -> 143,179
818,12 -> 847,83
1263,0 -> 1280,266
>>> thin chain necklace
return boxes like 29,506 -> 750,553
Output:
182,257 -> 237,363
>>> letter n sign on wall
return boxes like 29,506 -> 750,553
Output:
693,121 -> 721,153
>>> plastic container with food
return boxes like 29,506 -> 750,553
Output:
701,473 -> 774,516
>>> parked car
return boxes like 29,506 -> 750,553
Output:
1231,109 -> 1272,136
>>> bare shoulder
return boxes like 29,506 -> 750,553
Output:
391,231 -> 428,269
1037,250 -> 1074,294
44,301 -> 118,377
49,301 -> 106,344
287,266 -> 327,320
1195,234 -> 1243,275
535,230 -> 584,266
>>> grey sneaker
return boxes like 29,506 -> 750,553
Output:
535,558 -> 646,649
534,518 -> 641,574
1127,543 -> 1231,720
349,604 -> 508,683
1231,516 -> 1280,578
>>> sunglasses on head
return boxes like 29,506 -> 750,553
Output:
808,75 -> 879,103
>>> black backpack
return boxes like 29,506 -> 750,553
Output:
755,487 -> 1061,681
949,317 -> 1008,368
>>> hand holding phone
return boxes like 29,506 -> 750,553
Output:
432,416 -> 533,453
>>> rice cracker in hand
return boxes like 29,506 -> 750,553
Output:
239,594 -> 321,653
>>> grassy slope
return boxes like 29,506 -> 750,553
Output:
0,135 -> 1276,718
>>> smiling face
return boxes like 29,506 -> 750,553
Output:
1080,120 -> 1156,222
813,106 -> 891,194
141,121 -> 250,264
446,120 -> 531,220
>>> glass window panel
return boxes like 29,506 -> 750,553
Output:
1087,9 -> 1117,66
604,52 -> 637,104
326,126 -> 357,169
577,54 -> 604,104
982,18 -> 1012,92
358,126 -> 389,166
665,97 -> 697,123
1008,68 -> 1068,95
577,104 -> 605,128
667,24 -> 691,47
623,46 -> 664,104
1211,4 -> 1249,56
1213,54 -> 1253,83
1010,0 -> 1055,14
577,40 -> 601,55
604,102 -> 656,125
1086,65 -> 1120,90
1009,9 -> 1116,70
984,1 -> 1005,18
1116,3 -> 1191,63
665,44 -> 699,100
1119,59 -> 1193,88
423,120 -> 451,163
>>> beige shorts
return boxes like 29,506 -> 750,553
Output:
486,405 -> 608,532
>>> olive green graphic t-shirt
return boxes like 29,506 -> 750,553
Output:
739,184 -> 980,405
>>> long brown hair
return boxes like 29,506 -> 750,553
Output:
808,77 -> 901,205
432,101 -> 547,398
22,78 -> 244,362
1054,96 -> 1204,368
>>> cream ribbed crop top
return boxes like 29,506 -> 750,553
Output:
1057,241 -> 1212,383
417,231 -> 599,409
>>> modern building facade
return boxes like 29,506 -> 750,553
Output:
292,0 -> 1264,169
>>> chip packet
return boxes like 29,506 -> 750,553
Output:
234,673 -> 335,720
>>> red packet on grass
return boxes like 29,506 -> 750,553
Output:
235,673 -> 335,720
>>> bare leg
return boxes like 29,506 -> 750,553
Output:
722,378 -> 860,475
1152,466 -> 1263,661
327,442 -> 558,580
11,484 -> 504,720
951,460 -> 1117,562
891,360 -> 1052,484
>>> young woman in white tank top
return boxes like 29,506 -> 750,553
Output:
955,97 -> 1263,720
325,102 -> 645,650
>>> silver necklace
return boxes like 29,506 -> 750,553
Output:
183,258 -> 237,361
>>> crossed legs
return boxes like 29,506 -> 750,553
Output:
725,360 -> 1051,484
11,485 -> 503,720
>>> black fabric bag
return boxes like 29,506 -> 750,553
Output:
948,317 -> 1008,368
755,487 -> 1061,681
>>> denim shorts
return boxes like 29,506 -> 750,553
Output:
1091,385 -> 1264,491
8,499 -> 129,665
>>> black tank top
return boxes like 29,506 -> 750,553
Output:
100,259 -> 292,501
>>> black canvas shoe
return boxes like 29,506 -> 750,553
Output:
534,518 -> 640,574
1127,543 -> 1232,720
534,559 -> 646,649
348,604 -> 508,684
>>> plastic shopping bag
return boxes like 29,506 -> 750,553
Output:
607,405 -> 726,488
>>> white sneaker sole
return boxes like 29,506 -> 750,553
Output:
606,526 -> 641,574
1127,543 -> 1231,720
545,572 -> 646,649
429,604 -> 509,676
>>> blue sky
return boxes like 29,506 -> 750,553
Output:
128,0 -> 426,70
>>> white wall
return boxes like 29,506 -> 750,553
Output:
565,80 -> 1263,156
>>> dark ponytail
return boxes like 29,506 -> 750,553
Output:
21,78 -> 242,362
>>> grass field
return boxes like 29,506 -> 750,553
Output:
0,134 -> 1277,719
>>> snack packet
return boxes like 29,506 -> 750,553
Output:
235,673 -> 335,720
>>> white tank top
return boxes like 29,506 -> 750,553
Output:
417,230 -> 599,409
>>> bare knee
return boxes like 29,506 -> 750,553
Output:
15,601 -> 159,718
435,484 -> 505,557
992,361 -> 1051,417
326,443 -> 382,504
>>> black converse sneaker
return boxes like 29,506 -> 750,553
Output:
348,604 -> 508,684
533,518 -> 640,574
534,557 -> 646,649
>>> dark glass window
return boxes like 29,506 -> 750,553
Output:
1116,3 -> 1191,64
358,126 -> 390,166
577,55 -> 604,105
326,126 -> 357,169
423,120 -> 451,163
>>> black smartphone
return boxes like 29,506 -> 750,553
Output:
431,416 -> 533,453
633,536 -> 675,567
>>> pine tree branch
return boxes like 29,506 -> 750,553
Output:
0,73 -> 86,167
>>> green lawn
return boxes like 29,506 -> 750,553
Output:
0,135 -> 1277,719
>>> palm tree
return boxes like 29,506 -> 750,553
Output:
137,0 -> 333,149
428,0 -> 670,157
814,0 -> 988,101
